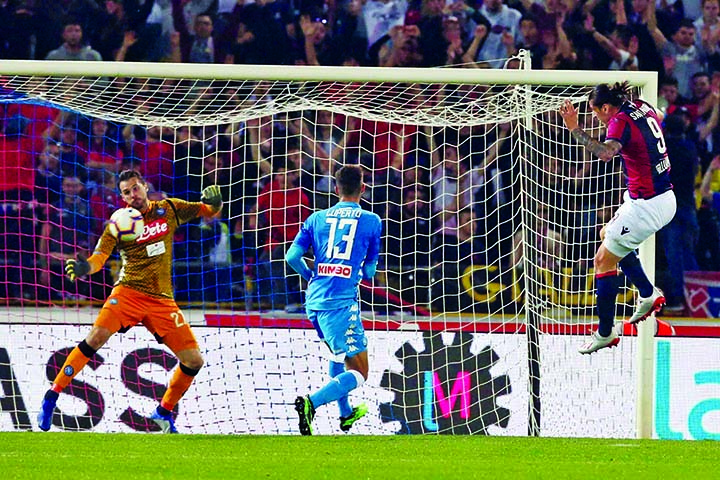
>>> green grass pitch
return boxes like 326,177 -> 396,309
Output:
2,433 -> 718,479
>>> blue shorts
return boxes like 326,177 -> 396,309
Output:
307,303 -> 367,361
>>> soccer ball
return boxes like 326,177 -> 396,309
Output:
108,207 -> 144,242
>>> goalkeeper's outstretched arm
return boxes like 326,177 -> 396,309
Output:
200,185 -> 224,216
65,253 -> 109,281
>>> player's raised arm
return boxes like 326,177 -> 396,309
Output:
559,99 -> 622,162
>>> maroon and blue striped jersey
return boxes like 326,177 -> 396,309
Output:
605,100 -> 672,199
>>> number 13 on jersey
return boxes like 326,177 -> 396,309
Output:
326,218 -> 358,260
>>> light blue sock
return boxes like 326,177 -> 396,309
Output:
329,361 -> 353,418
310,371 -> 359,410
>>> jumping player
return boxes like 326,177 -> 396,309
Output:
286,165 -> 381,434
37,170 -> 223,432
559,81 -> 676,354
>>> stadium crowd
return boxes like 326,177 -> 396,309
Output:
1,0 -> 720,315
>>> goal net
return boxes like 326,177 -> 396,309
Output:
0,59 -> 658,437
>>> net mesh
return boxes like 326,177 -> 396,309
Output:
0,63 -> 647,437
1,75 -> 591,126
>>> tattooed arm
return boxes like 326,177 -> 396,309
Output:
570,128 -> 622,162
559,99 -> 621,162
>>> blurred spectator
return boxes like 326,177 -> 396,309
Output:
658,76 -> 686,115
377,24 -> 423,66
537,9 -> 575,69
86,0 -> 157,61
364,0 -> 408,54
124,125 -> 174,193
201,147 -> 231,211
89,169 -> 121,237
695,0 -> 720,48
652,19 -> 705,99
430,143 -> 461,235
658,113 -> 700,314
172,0 -> 222,63
0,115 -> 34,200
442,14 -> 478,66
697,155 -> 720,270
224,0 -> 292,65
0,1 -> 44,59
386,187 -> 433,268
299,13 -> 335,65
56,116 -> 90,183
45,19 -> 102,61
332,0 -> 369,64
512,203 -> 564,272
514,14 -> 546,69
476,0 -> 522,68
38,175 -> 97,301
86,118 -> 124,186
415,0 -> 449,67
230,212 -> 262,303
517,0 -> 565,33
587,20 -> 639,70
34,142 -> 63,205
625,0 -> 664,74
432,207 -> 485,267
685,71 -> 714,122
0,197 -> 39,301
255,159 -> 311,310
430,207 -> 486,311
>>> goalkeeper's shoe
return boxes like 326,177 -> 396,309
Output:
578,329 -> 620,355
294,395 -> 315,436
628,287 -> 666,325
150,407 -> 178,434
339,403 -> 368,433
37,390 -> 58,432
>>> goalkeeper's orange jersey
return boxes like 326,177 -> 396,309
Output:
93,198 -> 209,299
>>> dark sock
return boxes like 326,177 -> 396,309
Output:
157,405 -> 172,417
596,271 -> 620,337
44,390 -> 59,402
619,252 -> 653,298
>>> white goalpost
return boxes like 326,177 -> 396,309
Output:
0,57 -> 659,438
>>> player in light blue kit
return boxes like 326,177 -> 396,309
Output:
285,165 -> 382,435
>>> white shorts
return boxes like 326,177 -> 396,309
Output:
603,190 -> 677,258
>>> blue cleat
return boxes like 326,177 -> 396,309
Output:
37,390 -> 58,432
150,407 -> 178,434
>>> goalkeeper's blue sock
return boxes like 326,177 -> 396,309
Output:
596,270 -> 620,337
310,370 -> 364,409
619,252 -> 653,298
329,361 -> 352,418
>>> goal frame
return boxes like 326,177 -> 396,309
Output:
0,60 -> 659,438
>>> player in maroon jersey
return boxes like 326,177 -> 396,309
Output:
559,81 -> 677,354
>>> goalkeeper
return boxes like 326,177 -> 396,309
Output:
37,170 -> 223,433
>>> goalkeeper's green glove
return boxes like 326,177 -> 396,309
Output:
65,256 -> 90,282
201,185 -> 223,209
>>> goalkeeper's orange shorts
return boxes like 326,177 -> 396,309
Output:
94,285 -> 198,354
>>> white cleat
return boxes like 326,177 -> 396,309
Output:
628,288 -> 665,325
579,329 -> 620,355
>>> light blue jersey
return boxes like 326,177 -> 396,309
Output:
290,201 -> 382,311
